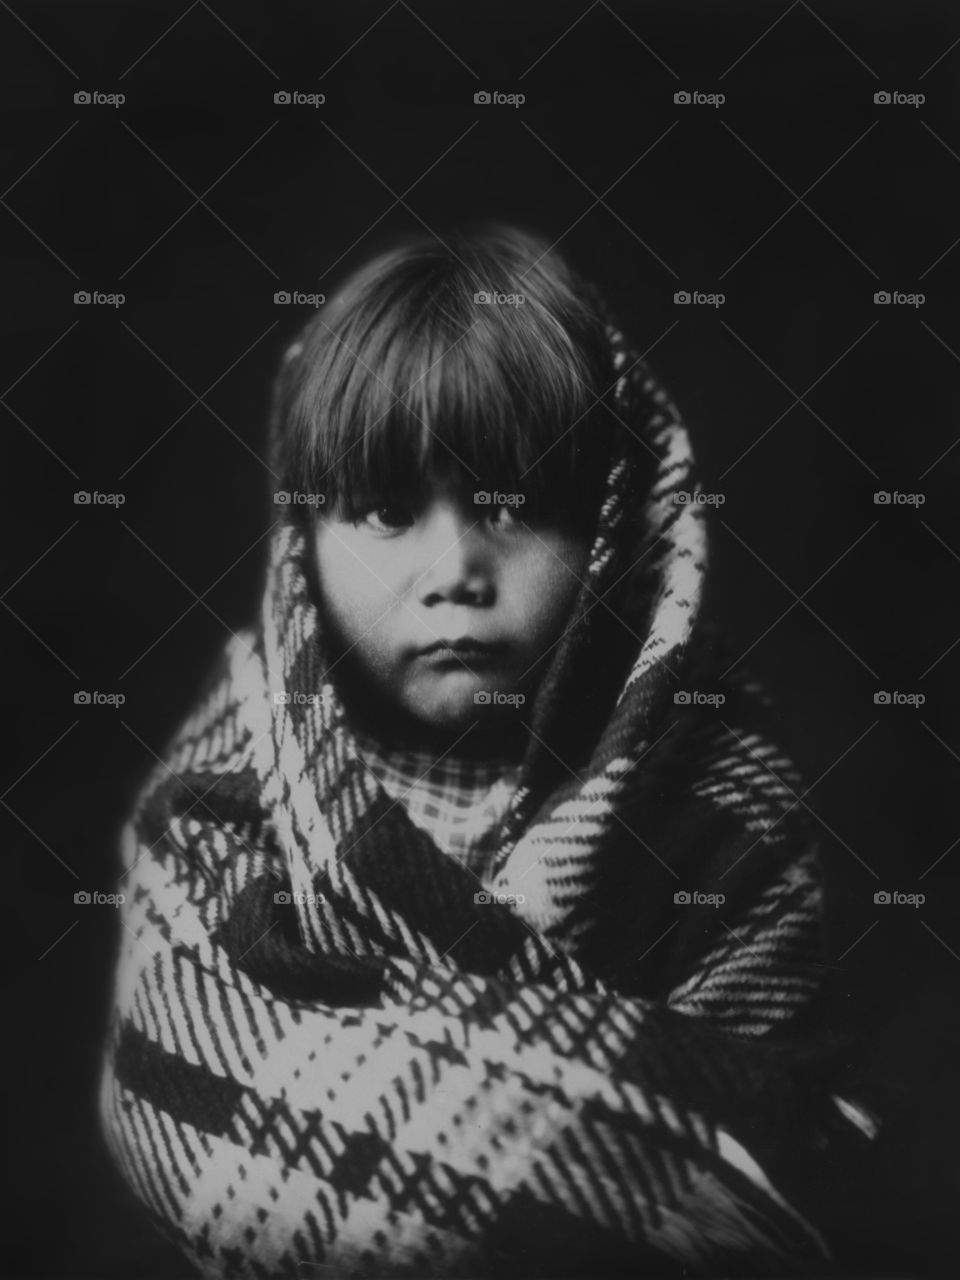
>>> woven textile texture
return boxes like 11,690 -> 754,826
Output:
349,727 -> 521,883
99,320 -> 877,1279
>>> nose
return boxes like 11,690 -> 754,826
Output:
415,507 -> 495,608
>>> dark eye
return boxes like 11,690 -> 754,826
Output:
355,503 -> 414,532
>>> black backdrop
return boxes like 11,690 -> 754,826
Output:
2,2 -> 959,1275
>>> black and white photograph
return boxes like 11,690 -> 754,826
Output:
2,3 -> 958,1277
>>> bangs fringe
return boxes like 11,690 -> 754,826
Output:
284,228 -> 619,517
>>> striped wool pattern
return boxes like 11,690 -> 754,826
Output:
99,324 -> 876,1278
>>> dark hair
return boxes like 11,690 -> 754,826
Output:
275,223 -> 623,526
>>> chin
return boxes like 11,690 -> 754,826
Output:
408,688 -> 530,742
411,693 -> 483,733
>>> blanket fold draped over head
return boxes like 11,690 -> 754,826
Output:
100,319 -> 877,1279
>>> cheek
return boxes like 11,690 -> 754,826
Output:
314,527 -> 399,649
510,535 -> 589,641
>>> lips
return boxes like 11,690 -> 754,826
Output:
417,638 -> 504,662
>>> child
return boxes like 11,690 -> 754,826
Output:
100,224 -> 877,1278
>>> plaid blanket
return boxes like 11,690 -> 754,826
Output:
350,729 -> 521,881
99,321 -> 877,1278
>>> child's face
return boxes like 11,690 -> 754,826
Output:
313,465 -> 590,736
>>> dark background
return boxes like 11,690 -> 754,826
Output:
2,1 -> 959,1275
